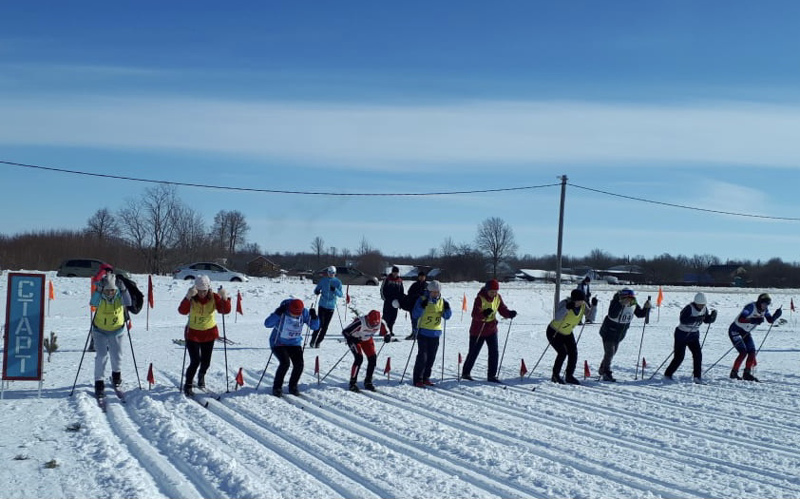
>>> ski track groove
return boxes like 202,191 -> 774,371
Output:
512,381 -> 800,466
158,371 -> 368,499
328,375 -> 707,499
70,393 -> 175,499
283,381 -> 548,499
452,382 -> 800,494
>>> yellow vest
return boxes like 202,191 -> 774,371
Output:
418,299 -> 445,331
189,299 -> 218,331
479,294 -> 500,322
549,303 -> 585,335
93,296 -> 125,332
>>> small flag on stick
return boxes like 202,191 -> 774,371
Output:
146,363 -> 155,388
384,357 -> 392,379
656,286 -> 664,307
48,281 -> 55,315
236,291 -> 243,322
584,360 -> 591,379
520,359 -> 528,378
235,368 -> 244,389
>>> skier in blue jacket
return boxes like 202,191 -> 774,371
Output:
310,266 -> 343,348
411,280 -> 452,387
265,298 -> 320,396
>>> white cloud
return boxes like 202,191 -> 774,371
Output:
4,96 -> 800,171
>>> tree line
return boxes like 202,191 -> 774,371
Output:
2,186 -> 800,287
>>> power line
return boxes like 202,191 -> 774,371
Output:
569,182 -> 800,222
0,160 -> 559,196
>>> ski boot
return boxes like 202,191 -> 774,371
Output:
565,375 -> 581,385
551,374 -> 566,385
94,380 -> 105,399
730,369 -> 741,380
742,369 -> 760,382
349,378 -> 360,393
112,371 -> 122,388
183,383 -> 194,396
197,374 -> 206,390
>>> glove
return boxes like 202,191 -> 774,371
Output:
420,298 -> 428,309
443,300 -> 450,311
772,308 -> 783,320
392,299 -> 400,309
330,285 -> 337,292
508,310 -> 517,319
643,300 -> 652,310
314,288 -> 321,295
708,309 -> 717,323
591,297 -> 598,306
383,333 -> 393,343
275,304 -> 287,316
309,308 -> 318,320
219,288 -> 229,301
482,308 -> 493,318
115,277 -> 127,292
186,286 -> 198,300
751,316 -> 764,325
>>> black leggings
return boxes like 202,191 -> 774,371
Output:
273,345 -> 304,391
185,339 -> 215,386
546,327 -> 577,378
310,307 -> 335,346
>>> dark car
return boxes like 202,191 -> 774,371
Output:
56,258 -> 131,278
311,266 -> 379,286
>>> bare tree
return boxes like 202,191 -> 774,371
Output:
440,237 -> 458,258
172,205 -> 208,264
118,184 -> 184,274
86,208 -> 120,241
356,237 -> 374,257
311,236 -> 325,264
475,217 -> 518,278
210,210 -> 250,257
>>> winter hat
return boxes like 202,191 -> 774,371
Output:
391,266 -> 400,273
757,293 -> 771,305
367,310 -> 381,327
570,289 -> 586,301
693,292 -> 707,305
428,280 -> 442,293
486,279 -> 500,291
288,299 -> 305,316
417,270 -> 427,277
194,275 -> 211,291
327,266 -> 336,275
618,288 -> 635,299
103,273 -> 117,291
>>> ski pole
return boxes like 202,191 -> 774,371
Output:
125,310 -> 143,390
634,300 -> 650,380
441,318 -> 447,382
528,339 -> 551,378
220,299 -> 230,393
179,324 -> 188,390
302,295 -> 319,351
255,351 -> 273,390
700,323 -> 712,348
574,321 -> 587,346
703,345 -> 736,376
496,318 -> 514,379
755,321 -> 776,356
648,351 -> 674,380
320,346 -> 351,383
399,336 -> 417,384
69,310 -> 98,396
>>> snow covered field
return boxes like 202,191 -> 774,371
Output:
2,273 -> 800,499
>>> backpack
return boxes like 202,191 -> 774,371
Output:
117,275 -> 144,315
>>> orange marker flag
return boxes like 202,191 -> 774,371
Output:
48,281 -> 55,301
146,363 -> 155,388
384,357 -> 392,375
462,293 -> 468,311
656,286 -> 664,307
584,360 -> 591,379
520,359 -> 528,378
236,291 -> 243,315
235,368 -> 245,388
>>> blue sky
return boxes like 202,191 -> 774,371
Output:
2,1 -> 800,264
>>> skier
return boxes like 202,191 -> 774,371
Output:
88,263 -> 116,353
404,271 -> 428,340
547,289 -> 587,384
411,280 -> 452,387
597,288 -> 650,382
310,265 -> 343,348
380,266 -> 405,342
265,298 -> 319,396
576,276 -> 592,325
663,292 -> 717,383
341,310 -> 389,392
461,279 -> 517,382
728,293 -> 782,382
89,272 -> 131,398
178,275 -> 232,395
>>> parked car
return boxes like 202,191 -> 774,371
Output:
172,262 -> 249,282
311,266 -> 379,286
56,258 -> 130,278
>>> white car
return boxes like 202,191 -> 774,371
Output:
172,262 -> 249,282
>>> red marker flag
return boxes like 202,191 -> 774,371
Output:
458,352 -> 463,364
235,367 -> 244,388
384,357 -> 392,375
346,285 -> 351,304
462,293 -> 468,311
792,298 -> 795,312
642,357 -> 647,369
147,275 -> 154,308
584,360 -> 591,379
48,281 -> 55,301
146,363 -> 155,387
314,356 -> 320,375
520,359 -> 528,377
236,291 -> 243,315
656,286 -> 664,307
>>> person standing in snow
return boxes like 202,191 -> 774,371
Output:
178,275 -> 232,395
547,289 -> 587,385
461,279 -> 517,382
663,293 -> 717,383
404,271 -> 428,340
90,272 -> 132,398
88,263 -> 116,353
597,288 -> 650,382
411,280 -> 452,387
728,293 -> 782,382
310,266 -> 343,348
380,266 -> 405,342
341,310 -> 389,392
265,298 -> 319,396
576,276 -> 593,325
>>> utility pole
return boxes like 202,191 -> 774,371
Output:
554,175 -> 567,315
